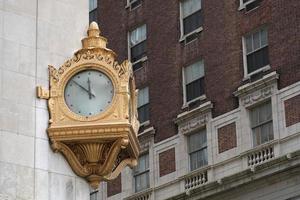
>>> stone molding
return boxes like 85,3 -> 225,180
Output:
234,72 -> 279,107
175,101 -> 213,135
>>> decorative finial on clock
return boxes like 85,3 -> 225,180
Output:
82,21 -> 108,49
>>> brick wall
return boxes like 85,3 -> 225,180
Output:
97,0 -> 300,143
284,94 -> 300,127
107,174 -> 122,197
159,148 -> 176,177
218,122 -> 237,153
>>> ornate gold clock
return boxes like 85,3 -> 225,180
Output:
37,22 -> 140,189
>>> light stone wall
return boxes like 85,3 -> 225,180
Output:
0,0 -> 90,199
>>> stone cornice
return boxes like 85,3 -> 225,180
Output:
233,71 -> 279,97
175,101 -> 213,125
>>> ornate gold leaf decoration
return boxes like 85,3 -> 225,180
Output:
37,22 -> 140,189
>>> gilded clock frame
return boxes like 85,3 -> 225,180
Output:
37,22 -> 140,189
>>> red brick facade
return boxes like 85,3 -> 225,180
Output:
284,94 -> 300,127
107,174 -> 122,197
218,122 -> 237,153
159,148 -> 176,177
96,0 -> 300,143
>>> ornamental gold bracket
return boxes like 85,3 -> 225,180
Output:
36,86 -> 49,99
37,22 -> 140,189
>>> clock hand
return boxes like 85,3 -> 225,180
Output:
72,80 -> 96,98
87,78 -> 92,99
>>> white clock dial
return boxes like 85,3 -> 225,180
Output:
64,69 -> 114,117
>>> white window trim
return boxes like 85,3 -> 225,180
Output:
179,27 -> 203,43
179,0 -> 203,41
242,31 -> 270,79
140,120 -> 150,127
182,65 -> 206,108
125,0 -> 142,10
238,0 -> 258,10
132,56 -> 148,71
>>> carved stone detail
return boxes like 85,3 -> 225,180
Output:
241,86 -> 274,107
36,22 -> 140,189
179,114 -> 208,135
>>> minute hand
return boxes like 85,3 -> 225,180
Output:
72,80 -> 96,98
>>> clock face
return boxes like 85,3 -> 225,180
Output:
64,69 -> 114,117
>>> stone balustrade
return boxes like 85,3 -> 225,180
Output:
184,168 -> 208,190
247,145 -> 274,166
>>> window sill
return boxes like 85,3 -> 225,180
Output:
175,101 -> 213,125
125,3 -> 142,11
124,188 -> 153,200
179,165 -> 211,180
243,65 -> 271,81
179,27 -> 203,43
131,56 -> 148,72
182,94 -> 206,109
140,120 -> 150,127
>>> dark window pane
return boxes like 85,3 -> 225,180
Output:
131,41 -> 146,62
245,0 -> 262,11
130,0 -> 141,9
247,46 -> 269,73
186,77 -> 205,102
89,9 -> 97,23
133,61 -> 143,71
185,32 -> 199,43
138,103 -> 149,123
183,10 -> 203,35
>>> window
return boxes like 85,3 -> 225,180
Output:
243,27 -> 269,76
250,101 -> 273,146
138,87 -> 149,124
239,0 -> 262,11
129,24 -> 147,71
89,0 -> 97,22
127,0 -> 142,10
133,154 -> 150,192
90,190 -> 98,200
188,129 -> 208,171
183,60 -> 205,104
180,0 -> 203,39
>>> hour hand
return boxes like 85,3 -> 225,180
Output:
72,80 -> 95,98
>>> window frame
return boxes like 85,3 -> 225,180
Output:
126,0 -> 142,10
249,100 -> 274,147
179,0 -> 203,42
182,60 -> 206,108
242,26 -> 270,79
187,129 -> 208,171
137,87 -> 150,125
238,0 -> 261,11
133,153 -> 150,193
128,24 -> 148,71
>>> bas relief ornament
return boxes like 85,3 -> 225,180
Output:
37,22 -> 140,189
241,86 -> 274,107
